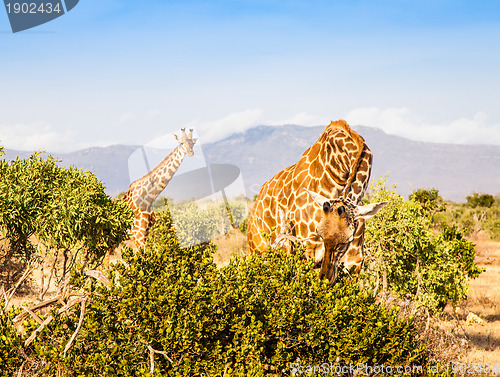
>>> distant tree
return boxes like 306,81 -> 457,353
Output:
466,193 -> 495,208
409,188 -> 446,219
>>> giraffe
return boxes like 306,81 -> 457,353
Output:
246,120 -> 386,283
123,128 -> 197,249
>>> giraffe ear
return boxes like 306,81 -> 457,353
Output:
173,133 -> 180,142
354,201 -> 388,220
304,188 -> 330,208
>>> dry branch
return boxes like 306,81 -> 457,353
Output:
63,297 -> 87,357
25,315 -> 53,347
13,295 -> 61,325
21,305 -> 44,325
4,261 -> 39,310
147,344 -> 174,373
84,270 -> 111,289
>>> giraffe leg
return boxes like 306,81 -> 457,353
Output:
130,210 -> 153,249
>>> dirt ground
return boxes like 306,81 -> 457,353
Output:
451,231 -> 500,365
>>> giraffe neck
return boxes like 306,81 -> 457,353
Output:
128,144 -> 187,211
143,144 -> 187,201
316,124 -> 372,203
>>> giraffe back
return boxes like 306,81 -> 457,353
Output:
247,120 -> 372,260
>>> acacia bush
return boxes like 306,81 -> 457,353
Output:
363,178 -> 482,312
0,152 -> 133,292
4,206 -> 430,376
0,304 -> 26,376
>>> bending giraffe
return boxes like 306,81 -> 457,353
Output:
124,128 -> 197,249
247,120 -> 386,283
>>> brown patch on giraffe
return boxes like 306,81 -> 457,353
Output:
309,222 -> 316,233
309,143 -> 320,157
299,222 -> 308,236
351,182 -> 362,195
344,141 -> 356,151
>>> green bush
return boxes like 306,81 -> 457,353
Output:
0,152 -> 133,288
466,192 -> 495,208
433,196 -> 500,241
0,304 -> 25,376
363,178 -> 483,311
409,188 -> 446,217
21,206 -> 427,375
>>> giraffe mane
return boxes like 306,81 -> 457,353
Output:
323,120 -> 366,199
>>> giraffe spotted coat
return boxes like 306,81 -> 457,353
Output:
124,129 -> 197,249
247,120 -> 373,272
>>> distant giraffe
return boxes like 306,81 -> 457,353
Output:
124,128 -> 197,249
247,120 -> 385,282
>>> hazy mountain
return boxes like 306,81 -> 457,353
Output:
202,125 -> 500,202
3,125 -> 500,202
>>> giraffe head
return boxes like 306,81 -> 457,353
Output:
304,189 -> 387,284
173,128 -> 198,156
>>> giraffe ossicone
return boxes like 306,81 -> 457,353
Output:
123,128 -> 197,249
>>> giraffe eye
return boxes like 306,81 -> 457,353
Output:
337,206 -> 345,217
323,201 -> 331,213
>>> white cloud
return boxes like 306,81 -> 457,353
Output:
270,112 -> 330,127
0,122 -> 82,152
194,109 -> 265,142
344,107 -> 500,145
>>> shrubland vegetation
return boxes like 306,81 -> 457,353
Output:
433,193 -> 500,241
2,209 -> 431,376
1,146 -> 497,375
362,178 -> 483,313
163,197 -> 247,247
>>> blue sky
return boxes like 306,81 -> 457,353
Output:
1,0 -> 500,151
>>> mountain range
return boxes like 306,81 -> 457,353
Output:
3,125 -> 500,202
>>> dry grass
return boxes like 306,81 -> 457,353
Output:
440,231 -> 500,366
212,229 -> 248,267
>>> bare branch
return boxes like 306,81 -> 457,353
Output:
21,305 -> 44,325
84,270 -> 111,289
148,345 -> 155,374
147,344 -> 174,372
13,295 -> 61,325
63,297 -> 87,358
41,248 -> 59,301
1,285 -> 7,314
25,315 -> 53,347
15,362 -> 24,377
4,261 -> 39,311
57,296 -> 87,315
